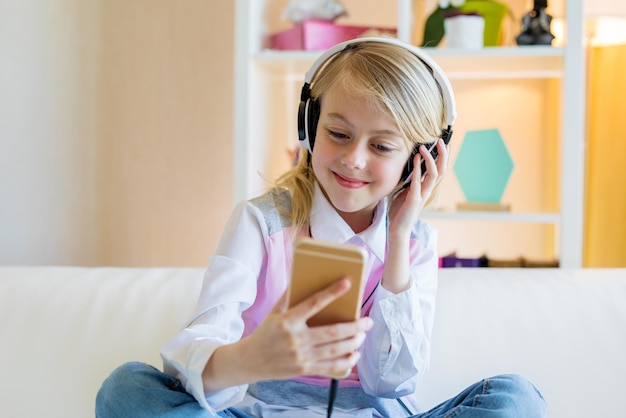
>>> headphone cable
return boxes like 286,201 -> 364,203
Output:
327,378 -> 338,418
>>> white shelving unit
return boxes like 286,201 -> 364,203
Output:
234,0 -> 586,268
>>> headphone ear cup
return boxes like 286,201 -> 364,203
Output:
307,98 -> 320,152
297,99 -> 309,150
401,144 -> 420,182
297,98 -> 320,153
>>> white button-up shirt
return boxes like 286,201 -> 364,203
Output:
161,183 -> 438,416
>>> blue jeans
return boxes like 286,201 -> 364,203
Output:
96,362 -> 546,418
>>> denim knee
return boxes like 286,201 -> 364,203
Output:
484,374 -> 547,418
97,362 -> 142,409
96,362 -> 181,417
99,362 -> 158,391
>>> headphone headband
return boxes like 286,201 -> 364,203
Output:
302,37 -> 457,128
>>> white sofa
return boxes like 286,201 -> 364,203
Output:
1,266 -> 625,418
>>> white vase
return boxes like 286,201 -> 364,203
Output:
444,15 -> 485,49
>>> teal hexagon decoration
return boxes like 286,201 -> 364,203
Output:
453,129 -> 513,203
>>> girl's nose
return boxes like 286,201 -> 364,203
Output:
340,141 -> 367,170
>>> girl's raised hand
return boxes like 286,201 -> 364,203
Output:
379,138 -> 449,294
388,138 -> 449,238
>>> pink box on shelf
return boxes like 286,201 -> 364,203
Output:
270,20 -> 397,51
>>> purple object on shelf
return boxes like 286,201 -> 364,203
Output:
441,253 -> 485,268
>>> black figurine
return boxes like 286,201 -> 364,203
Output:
516,0 -> 555,45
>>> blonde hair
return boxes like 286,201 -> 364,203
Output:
274,41 -> 449,233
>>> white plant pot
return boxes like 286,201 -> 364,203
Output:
444,15 -> 485,49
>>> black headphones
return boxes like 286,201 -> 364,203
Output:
297,37 -> 457,182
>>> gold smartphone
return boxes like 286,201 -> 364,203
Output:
288,237 -> 368,328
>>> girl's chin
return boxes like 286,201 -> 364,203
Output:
328,195 -> 377,215
319,179 -> 386,211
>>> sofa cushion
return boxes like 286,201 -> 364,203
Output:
0,266 -> 204,418
416,268 -> 626,418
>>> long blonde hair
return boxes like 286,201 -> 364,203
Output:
274,41 -> 448,233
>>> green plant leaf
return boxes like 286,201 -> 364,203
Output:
422,8 -> 445,47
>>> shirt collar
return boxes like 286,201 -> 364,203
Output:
309,182 -> 387,262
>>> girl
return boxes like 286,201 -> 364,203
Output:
96,38 -> 546,417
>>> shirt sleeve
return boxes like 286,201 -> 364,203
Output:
358,222 -> 438,398
160,200 -> 268,413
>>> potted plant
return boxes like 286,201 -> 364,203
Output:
422,0 -> 510,47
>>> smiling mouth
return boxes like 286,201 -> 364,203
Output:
333,172 -> 368,189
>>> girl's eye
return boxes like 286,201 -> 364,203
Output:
373,143 -> 393,153
328,130 -> 349,141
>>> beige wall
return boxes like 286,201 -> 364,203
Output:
0,0 -> 234,266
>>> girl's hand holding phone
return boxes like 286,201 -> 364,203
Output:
236,278 -> 373,382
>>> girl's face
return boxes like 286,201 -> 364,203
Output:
311,82 -> 411,232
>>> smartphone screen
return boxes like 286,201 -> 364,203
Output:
288,238 -> 368,328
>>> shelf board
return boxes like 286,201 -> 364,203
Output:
421,210 -> 561,223
254,46 -> 565,79
425,46 -> 565,79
